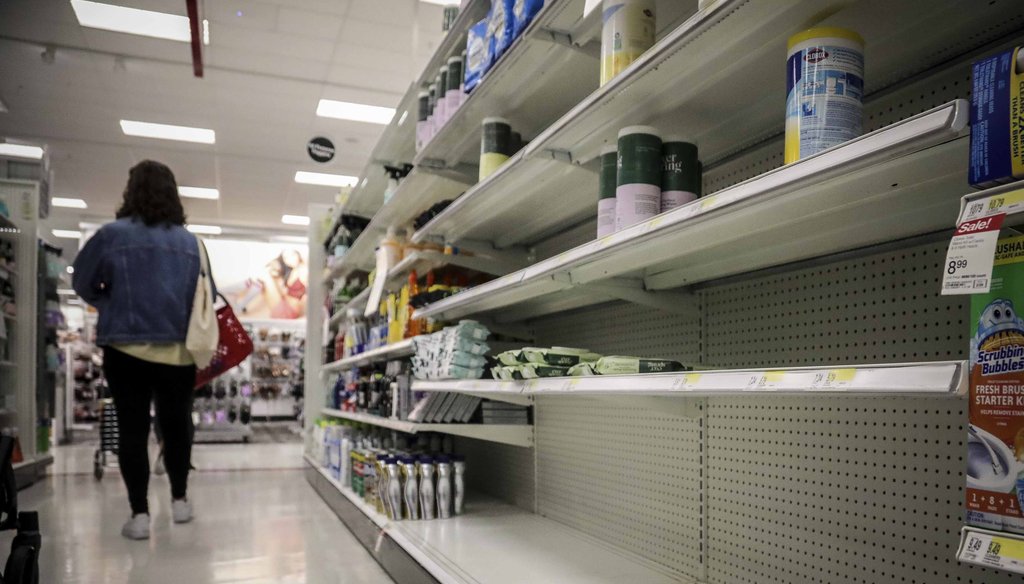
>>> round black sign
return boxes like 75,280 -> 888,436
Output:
307,136 -> 335,163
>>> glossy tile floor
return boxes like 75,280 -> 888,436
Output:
2,437 -> 394,583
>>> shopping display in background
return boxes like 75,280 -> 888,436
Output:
204,240 -> 308,321
966,234 -> 1024,534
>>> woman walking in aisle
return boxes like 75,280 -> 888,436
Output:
72,160 -> 208,540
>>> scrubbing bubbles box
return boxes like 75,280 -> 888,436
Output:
967,234 -> 1024,534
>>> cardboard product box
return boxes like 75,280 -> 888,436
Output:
966,234 -> 1024,534
970,46 -> 1024,188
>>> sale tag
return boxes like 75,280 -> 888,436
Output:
810,368 -> 856,391
744,371 -> 786,392
960,188 -> 1024,223
941,214 -> 1005,295
959,530 -> 1024,573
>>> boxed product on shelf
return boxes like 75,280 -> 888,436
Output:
512,0 -> 543,38
465,19 -> 489,93
970,46 -> 1024,189
487,0 -> 515,65
412,320 -> 491,380
966,233 -> 1024,534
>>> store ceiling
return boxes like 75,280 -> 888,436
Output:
0,0 -> 447,240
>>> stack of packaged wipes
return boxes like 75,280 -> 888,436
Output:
493,347 -> 688,379
412,320 -> 491,380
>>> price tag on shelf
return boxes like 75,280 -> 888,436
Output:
959,530 -> 1024,574
743,371 -> 786,392
809,368 -> 856,391
960,188 -> 1024,223
941,213 -> 1004,295
670,373 -> 701,391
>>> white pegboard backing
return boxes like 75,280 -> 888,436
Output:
702,139 -> 784,195
535,396 -> 703,580
452,436 -> 536,513
704,396 -> 1024,584
702,240 -> 967,369
531,218 -> 595,262
529,302 -> 701,364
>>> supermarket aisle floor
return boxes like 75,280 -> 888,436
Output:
5,441 -> 394,584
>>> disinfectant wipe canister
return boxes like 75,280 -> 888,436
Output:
427,83 -> 438,141
661,139 -> 700,212
784,27 -> 864,164
597,145 -> 618,238
437,67 -> 449,128
416,91 -> 430,152
446,56 -> 464,116
600,0 -> 656,87
480,117 -> 512,181
616,125 -> 662,231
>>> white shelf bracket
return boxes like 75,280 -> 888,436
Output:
535,27 -> 601,59
587,278 -> 700,318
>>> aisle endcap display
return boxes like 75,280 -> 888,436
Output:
320,408 -> 533,448
412,361 -> 966,398
413,100 -> 968,322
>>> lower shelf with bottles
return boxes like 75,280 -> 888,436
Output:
304,455 -> 687,584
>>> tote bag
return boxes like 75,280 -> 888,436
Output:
194,296 -> 254,388
185,237 -> 219,369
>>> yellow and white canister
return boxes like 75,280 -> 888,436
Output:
600,0 -> 656,86
785,27 -> 864,164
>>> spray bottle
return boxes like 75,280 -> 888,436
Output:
418,455 -> 436,520
435,455 -> 453,519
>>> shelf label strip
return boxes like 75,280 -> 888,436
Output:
959,529 -> 1024,574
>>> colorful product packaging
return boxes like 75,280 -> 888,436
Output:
967,234 -> 1024,534
784,27 -> 864,164
600,0 -> 656,86
970,46 -> 1024,189
465,19 -> 489,94
513,0 -> 544,38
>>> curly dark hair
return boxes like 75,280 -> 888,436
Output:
116,160 -> 186,226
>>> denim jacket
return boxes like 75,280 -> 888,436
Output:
72,217 -> 208,346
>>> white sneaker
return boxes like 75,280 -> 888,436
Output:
121,514 -> 150,540
153,453 -> 166,476
172,499 -> 193,524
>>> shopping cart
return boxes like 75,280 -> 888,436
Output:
93,398 -> 118,480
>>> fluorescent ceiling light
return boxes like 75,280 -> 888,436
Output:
294,171 -> 358,188
272,235 -> 310,244
281,215 -> 310,226
0,143 -> 43,159
52,229 -> 82,239
57,289 -> 76,296
316,99 -> 395,125
186,224 -> 222,235
202,18 -> 210,45
52,197 -> 88,209
70,0 -> 191,42
178,186 -> 219,200
420,0 -> 461,5
120,120 -> 215,144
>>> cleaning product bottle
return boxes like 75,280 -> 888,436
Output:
452,455 -> 466,515
401,455 -> 420,520
385,457 -> 404,520
419,455 -> 436,520
436,455 -> 453,519
374,453 -> 391,516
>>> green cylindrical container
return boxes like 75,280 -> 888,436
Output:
510,131 -> 523,154
597,144 -> 618,238
443,5 -> 459,31
438,67 -> 448,101
480,117 -> 512,181
616,125 -> 662,230
447,57 -> 463,93
661,139 -> 700,212
446,56 -> 464,116
437,66 -> 449,125
427,83 -> 437,120
416,90 -> 430,151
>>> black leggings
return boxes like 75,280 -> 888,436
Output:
103,348 -> 195,515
